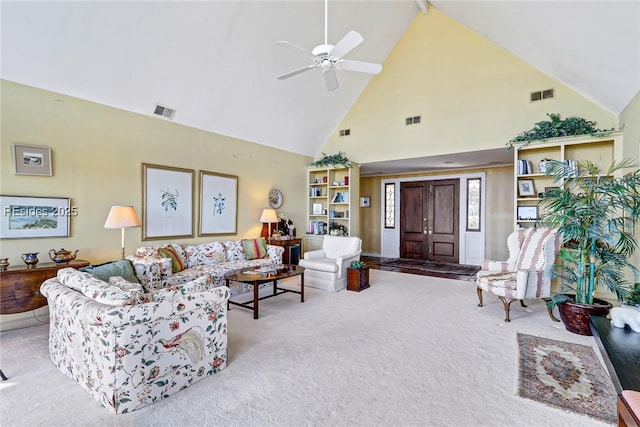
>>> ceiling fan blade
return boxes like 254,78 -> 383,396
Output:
329,30 -> 363,59
323,68 -> 339,92
276,40 -> 316,60
338,59 -> 382,75
277,64 -> 317,80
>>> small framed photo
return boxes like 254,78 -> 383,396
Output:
517,205 -> 538,221
312,203 -> 323,215
12,144 -> 52,176
518,179 -> 536,197
359,197 -> 371,208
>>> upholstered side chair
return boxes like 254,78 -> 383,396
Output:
298,235 -> 362,292
476,227 -> 560,322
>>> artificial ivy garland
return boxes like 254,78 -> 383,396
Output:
507,113 -> 613,152
311,151 -> 352,168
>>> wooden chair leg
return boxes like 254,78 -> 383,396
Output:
476,287 -> 483,307
498,297 -> 514,322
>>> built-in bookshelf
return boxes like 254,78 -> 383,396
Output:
304,164 -> 360,252
514,132 -> 623,229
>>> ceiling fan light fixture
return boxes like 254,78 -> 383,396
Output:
276,0 -> 382,92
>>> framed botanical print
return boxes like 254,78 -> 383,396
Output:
199,171 -> 238,236
142,163 -> 194,240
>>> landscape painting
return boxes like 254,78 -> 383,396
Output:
0,196 -> 70,239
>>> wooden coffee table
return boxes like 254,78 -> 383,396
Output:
224,264 -> 304,319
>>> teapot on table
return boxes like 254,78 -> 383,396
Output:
49,248 -> 79,264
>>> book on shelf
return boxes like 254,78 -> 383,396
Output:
310,187 -> 322,197
308,220 -> 327,235
331,191 -> 349,203
563,159 -> 579,176
518,159 -> 534,175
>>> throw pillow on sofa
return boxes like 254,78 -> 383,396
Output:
108,276 -> 144,292
223,240 -> 246,261
158,246 -> 187,273
241,237 -> 268,260
184,242 -> 227,267
57,268 -> 145,306
80,259 -> 140,284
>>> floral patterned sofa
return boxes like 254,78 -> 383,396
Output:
40,267 -> 230,413
127,239 -> 284,298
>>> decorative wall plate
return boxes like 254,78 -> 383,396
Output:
269,188 -> 283,209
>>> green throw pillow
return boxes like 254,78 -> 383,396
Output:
80,259 -> 140,284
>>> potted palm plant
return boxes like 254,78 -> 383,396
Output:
541,159 -> 640,335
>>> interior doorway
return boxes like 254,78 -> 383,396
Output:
399,179 -> 459,263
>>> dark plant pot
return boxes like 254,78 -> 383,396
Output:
347,267 -> 370,292
557,296 -> 613,336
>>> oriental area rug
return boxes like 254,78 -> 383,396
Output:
377,258 -> 480,280
517,333 -> 617,424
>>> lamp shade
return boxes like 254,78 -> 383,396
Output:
104,206 -> 141,229
259,208 -> 279,223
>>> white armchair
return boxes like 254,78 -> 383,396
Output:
476,227 -> 560,322
299,235 -> 362,292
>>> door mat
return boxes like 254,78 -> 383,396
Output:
378,258 -> 480,278
517,333 -> 617,424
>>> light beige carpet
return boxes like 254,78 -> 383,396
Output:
0,269 -> 613,426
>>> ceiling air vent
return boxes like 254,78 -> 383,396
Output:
339,129 -> 351,137
530,88 -> 555,102
153,104 -> 176,120
406,115 -> 421,125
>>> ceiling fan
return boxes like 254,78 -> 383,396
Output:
276,0 -> 382,92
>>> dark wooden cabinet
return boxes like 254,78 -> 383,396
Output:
0,259 -> 90,314
590,315 -> 640,427
268,238 -> 301,265
347,267 -> 370,292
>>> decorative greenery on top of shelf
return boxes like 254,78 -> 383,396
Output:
506,113 -> 614,153
311,151 -> 352,168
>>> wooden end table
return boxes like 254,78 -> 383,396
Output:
0,259 -> 90,314
224,264 -> 304,319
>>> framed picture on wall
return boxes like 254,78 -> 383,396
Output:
12,144 -> 53,176
142,163 -> 194,240
0,195 -> 71,239
198,170 -> 238,236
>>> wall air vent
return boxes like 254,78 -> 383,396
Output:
153,104 -> 176,120
530,88 -> 555,102
339,129 -> 351,137
406,115 -> 421,125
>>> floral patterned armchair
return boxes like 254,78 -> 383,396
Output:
40,268 -> 230,413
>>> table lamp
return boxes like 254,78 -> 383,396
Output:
104,206 -> 141,259
260,208 -> 279,238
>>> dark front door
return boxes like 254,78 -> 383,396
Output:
400,179 -> 459,262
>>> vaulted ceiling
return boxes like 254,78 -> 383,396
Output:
2,1 -> 639,169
